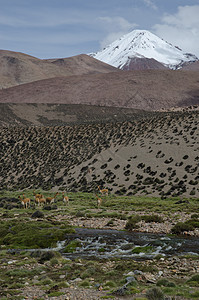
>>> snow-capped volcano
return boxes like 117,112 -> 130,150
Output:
90,30 -> 198,70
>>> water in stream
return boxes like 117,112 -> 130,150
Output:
58,228 -> 199,260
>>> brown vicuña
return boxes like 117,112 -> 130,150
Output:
46,192 -> 59,204
96,194 -> 102,208
18,195 -> 30,209
62,192 -> 69,205
98,185 -> 108,196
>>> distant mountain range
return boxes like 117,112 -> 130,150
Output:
0,30 -> 199,115
0,29 -> 198,91
90,30 -> 198,70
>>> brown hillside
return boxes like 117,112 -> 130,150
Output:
122,57 -> 167,70
0,50 -> 117,88
0,70 -> 199,111
181,61 -> 199,71
1,111 -> 198,198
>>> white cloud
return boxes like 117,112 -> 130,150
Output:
98,16 -> 137,49
153,5 -> 199,57
143,0 -> 157,10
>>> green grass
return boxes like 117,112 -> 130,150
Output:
1,190 -> 199,216
0,219 -> 74,249
0,189 -> 199,299
5,267 -> 43,278
47,292 -> 65,297
78,280 -> 90,288
0,249 -> 198,299
132,245 -> 155,254
63,240 -> 82,253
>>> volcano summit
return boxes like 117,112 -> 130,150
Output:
90,30 -> 198,70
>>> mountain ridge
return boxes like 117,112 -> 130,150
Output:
0,51 -> 118,89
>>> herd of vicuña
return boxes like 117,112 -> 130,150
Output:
18,186 -> 108,209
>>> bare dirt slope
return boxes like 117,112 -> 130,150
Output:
122,57 -> 167,70
181,61 -> 199,71
0,111 -> 198,198
0,70 -> 198,111
0,50 -> 117,88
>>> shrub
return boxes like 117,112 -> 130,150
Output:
132,245 -> 154,254
156,279 -> 169,286
114,164 -> 120,170
101,164 -> 107,169
190,189 -> 196,196
191,214 -> 199,219
75,210 -> 85,217
143,177 -> 154,185
186,219 -> 199,229
171,222 -> 194,234
50,258 -> 59,266
125,215 -> 141,230
104,281 -> 117,288
115,187 -> 127,195
79,280 -> 90,288
146,287 -> 164,300
124,170 -> 130,176
187,274 -> 199,283
141,215 -> 163,223
63,240 -> 82,253
157,278 -> 175,287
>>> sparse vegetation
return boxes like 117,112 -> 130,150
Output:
0,191 -> 198,299
0,109 -> 199,299
0,112 -> 198,198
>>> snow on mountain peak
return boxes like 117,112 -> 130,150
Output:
90,30 -> 198,70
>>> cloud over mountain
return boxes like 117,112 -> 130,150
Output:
153,5 -> 199,57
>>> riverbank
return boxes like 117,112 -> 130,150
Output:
1,247 -> 198,299
1,245 -> 198,300
0,192 -> 199,299
51,209 -> 199,237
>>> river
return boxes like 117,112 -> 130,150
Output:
57,228 -> 199,260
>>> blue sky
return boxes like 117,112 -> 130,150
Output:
0,0 -> 199,58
